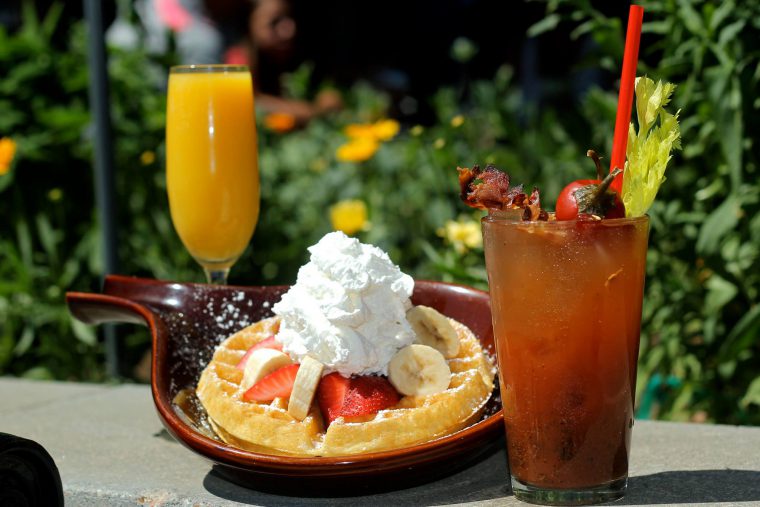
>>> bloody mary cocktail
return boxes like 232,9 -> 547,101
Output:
482,214 -> 649,505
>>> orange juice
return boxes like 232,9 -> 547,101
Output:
166,66 -> 259,270
482,215 -> 649,504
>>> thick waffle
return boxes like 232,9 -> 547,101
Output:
196,316 -> 494,456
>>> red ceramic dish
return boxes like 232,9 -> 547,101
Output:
66,275 -> 502,489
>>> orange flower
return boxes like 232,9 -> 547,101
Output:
336,137 -> 379,163
0,137 -> 17,176
264,112 -> 297,133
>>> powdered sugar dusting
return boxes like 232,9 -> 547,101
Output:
165,287 -> 281,399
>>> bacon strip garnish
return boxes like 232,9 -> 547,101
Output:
457,165 -> 548,221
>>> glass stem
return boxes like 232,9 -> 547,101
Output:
204,268 -> 230,285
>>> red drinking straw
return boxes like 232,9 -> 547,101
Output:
609,4 -> 644,193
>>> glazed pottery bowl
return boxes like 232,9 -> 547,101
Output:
66,275 -> 502,491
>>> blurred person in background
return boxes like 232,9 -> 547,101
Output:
226,0 -> 343,126
140,0 -> 341,126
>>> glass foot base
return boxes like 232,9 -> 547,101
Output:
196,257 -> 238,284
511,475 -> 627,506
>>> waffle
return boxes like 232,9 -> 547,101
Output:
196,316 -> 494,457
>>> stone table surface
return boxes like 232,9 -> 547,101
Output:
1,377 -> 759,506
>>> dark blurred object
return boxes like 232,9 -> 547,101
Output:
84,0 -> 121,379
291,0 -> 631,123
0,433 -> 63,507
186,0 -> 552,123
293,0 -> 547,123
0,0 -> 21,31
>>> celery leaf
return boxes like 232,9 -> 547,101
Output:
622,77 -> 681,217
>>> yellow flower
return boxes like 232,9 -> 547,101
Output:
48,188 -> 63,202
344,119 -> 400,142
344,123 -> 376,139
330,199 -> 369,235
336,137 -> 379,163
264,112 -> 296,133
450,115 -> 465,128
410,125 -> 424,137
140,150 -> 156,166
338,118 -> 398,162
433,138 -> 446,149
0,137 -> 17,175
437,218 -> 482,254
371,119 -> 400,141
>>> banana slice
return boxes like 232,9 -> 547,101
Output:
388,344 -> 451,396
240,348 -> 292,392
406,305 -> 460,358
288,356 -> 324,421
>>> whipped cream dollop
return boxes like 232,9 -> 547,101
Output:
273,232 -> 415,376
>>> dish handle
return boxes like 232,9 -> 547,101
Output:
66,292 -> 152,327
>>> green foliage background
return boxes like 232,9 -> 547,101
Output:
0,1 -> 758,424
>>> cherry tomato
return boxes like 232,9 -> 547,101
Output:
555,179 -> 597,220
555,179 -> 625,220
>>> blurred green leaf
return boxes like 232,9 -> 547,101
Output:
677,0 -> 706,36
450,37 -> 478,63
718,20 -> 746,47
741,376 -> 760,408
709,1 -> 734,32
21,366 -> 54,380
36,214 -> 59,265
527,14 -> 561,37
0,172 -> 14,193
696,195 -> 740,254
13,326 -> 34,357
719,304 -> 760,363
704,274 -> 738,314
71,318 -> 96,347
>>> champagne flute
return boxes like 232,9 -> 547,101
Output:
165,65 -> 260,284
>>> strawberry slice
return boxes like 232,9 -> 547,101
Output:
243,363 -> 300,402
316,372 -> 350,425
236,336 -> 283,370
340,375 -> 399,419
316,373 -> 400,426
